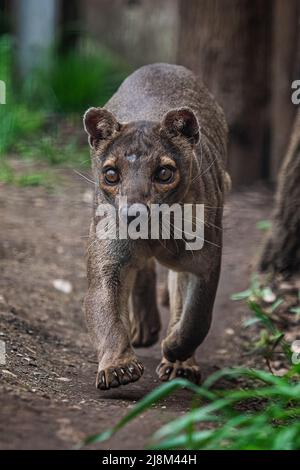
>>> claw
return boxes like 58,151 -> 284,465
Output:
96,359 -> 144,390
157,358 -> 202,385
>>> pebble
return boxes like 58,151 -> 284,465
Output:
34,198 -> 44,207
274,368 -> 288,377
1,369 -> 17,378
82,190 -> 93,204
225,328 -> 235,335
52,279 -> 73,294
217,349 -> 228,355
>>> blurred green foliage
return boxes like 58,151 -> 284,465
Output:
0,36 -> 45,156
0,35 -> 129,185
25,48 -> 128,113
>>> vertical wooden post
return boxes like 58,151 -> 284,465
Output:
270,0 -> 299,182
177,0 -> 272,186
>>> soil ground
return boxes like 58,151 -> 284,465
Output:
0,162 -> 274,449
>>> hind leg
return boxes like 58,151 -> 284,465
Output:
130,259 -> 161,347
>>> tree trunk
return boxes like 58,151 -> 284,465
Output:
177,0 -> 272,186
260,109 -> 300,278
270,0 -> 300,182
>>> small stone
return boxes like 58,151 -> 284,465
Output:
56,377 -> 71,382
34,198 -> 44,207
225,328 -> 235,335
279,282 -> 297,293
217,349 -> 228,355
274,368 -> 288,377
82,190 -> 93,204
1,369 -> 17,378
52,279 -> 73,294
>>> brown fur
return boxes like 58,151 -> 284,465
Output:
83,64 -> 229,389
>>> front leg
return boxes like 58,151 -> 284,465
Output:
85,238 -> 144,390
162,257 -> 221,365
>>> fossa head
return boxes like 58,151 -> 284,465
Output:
83,106 -> 200,216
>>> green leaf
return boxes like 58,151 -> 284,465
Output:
82,378 -> 198,446
243,317 -> 262,327
256,220 -> 272,231
231,289 -> 252,301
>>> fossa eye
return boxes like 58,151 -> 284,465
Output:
154,166 -> 175,184
103,168 -> 120,185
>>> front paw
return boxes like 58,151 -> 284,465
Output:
96,359 -> 144,390
156,357 -> 201,384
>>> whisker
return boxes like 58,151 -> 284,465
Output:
192,155 -> 218,184
73,169 -> 96,186
169,220 -> 221,249
86,220 -> 116,251
190,129 -> 205,185
190,216 -> 223,232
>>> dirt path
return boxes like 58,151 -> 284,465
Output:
0,165 -> 273,449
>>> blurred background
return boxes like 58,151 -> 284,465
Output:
0,0 -> 299,186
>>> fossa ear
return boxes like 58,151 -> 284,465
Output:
161,107 -> 200,145
83,107 -> 121,148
